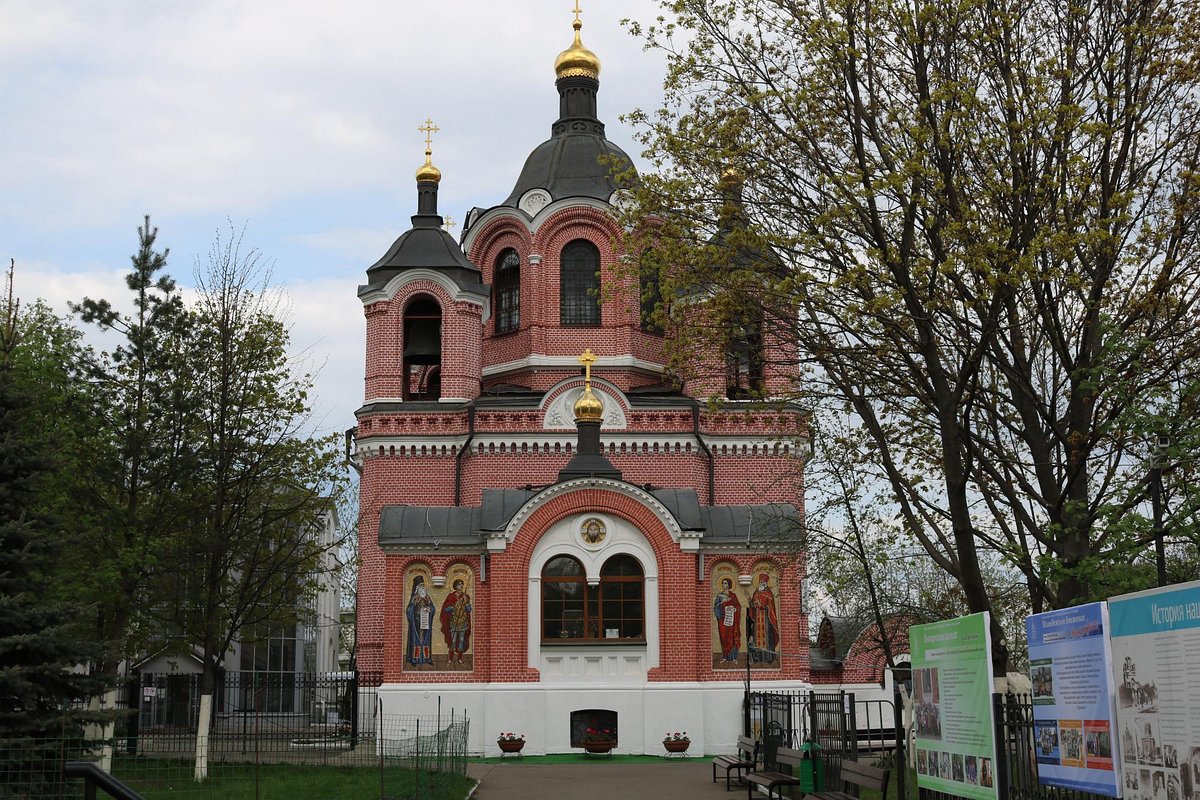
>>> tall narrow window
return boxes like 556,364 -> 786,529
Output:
639,261 -> 663,334
726,306 -> 764,399
494,248 -> 520,334
560,239 -> 600,326
403,296 -> 441,401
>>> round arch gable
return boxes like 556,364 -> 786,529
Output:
496,478 -> 689,553
538,376 -> 630,430
498,481 -> 689,677
361,269 -> 492,323
526,515 -> 660,671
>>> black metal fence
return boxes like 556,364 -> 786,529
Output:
746,689 -> 906,798
1,671 -> 473,800
747,688 -> 1124,800
132,670 -> 379,742
0,712 -> 470,800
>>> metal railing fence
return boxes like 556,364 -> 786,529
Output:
0,711 -> 469,800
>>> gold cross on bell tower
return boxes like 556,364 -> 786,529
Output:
572,0 -> 583,25
419,118 -> 440,155
578,348 -> 597,385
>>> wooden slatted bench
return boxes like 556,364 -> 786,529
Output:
744,746 -> 803,800
808,759 -> 890,800
712,735 -> 758,790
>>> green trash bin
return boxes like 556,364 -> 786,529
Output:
797,740 -> 825,792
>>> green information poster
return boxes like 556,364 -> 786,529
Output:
911,612 -> 1000,800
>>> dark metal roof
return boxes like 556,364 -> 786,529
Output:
479,489 -> 538,531
362,219 -> 485,294
697,503 -> 802,546
378,506 -> 483,547
650,488 -> 704,530
810,616 -> 871,671
501,133 -> 634,208
378,481 -> 799,549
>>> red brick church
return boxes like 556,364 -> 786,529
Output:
351,8 -> 897,755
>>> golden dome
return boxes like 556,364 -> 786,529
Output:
416,118 -> 442,183
720,166 -> 745,186
555,18 -> 601,80
573,347 -> 605,422
573,384 -> 604,423
416,149 -> 442,184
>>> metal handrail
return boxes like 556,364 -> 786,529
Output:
63,762 -> 145,800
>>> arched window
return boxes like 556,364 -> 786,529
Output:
541,553 -> 644,641
726,305 -> 764,398
403,296 -> 441,401
494,248 -> 520,334
639,259 -> 663,334
560,239 -> 600,326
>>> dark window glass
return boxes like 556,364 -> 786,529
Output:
495,248 -> 520,333
726,307 -> 764,398
541,553 -> 644,642
560,239 -> 600,326
639,262 -> 663,334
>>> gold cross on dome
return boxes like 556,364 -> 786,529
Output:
578,348 -> 597,383
419,118 -> 440,152
572,0 -> 583,25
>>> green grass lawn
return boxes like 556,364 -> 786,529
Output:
110,758 -> 476,800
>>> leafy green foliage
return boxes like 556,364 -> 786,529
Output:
0,264 -> 106,741
622,0 -> 1200,669
68,218 -> 346,688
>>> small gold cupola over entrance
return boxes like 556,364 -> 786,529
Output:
573,348 -> 605,423
558,349 -> 622,482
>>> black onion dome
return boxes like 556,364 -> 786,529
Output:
501,69 -> 638,209
502,130 -> 635,207
365,226 -> 482,288
363,175 -> 484,292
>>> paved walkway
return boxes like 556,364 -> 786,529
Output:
467,759 -> 739,800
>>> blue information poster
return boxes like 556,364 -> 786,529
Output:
1108,580 -> 1200,800
1025,603 -> 1122,796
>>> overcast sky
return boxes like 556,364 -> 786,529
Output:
1,0 -> 669,436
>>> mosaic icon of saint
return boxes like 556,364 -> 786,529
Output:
713,577 -> 742,662
405,575 -> 436,667
440,578 -> 472,665
747,572 -> 779,664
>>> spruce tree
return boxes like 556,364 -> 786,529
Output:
0,262 -> 104,787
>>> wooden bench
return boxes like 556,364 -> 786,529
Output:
712,735 -> 758,790
745,746 -> 803,800
808,759 -> 890,800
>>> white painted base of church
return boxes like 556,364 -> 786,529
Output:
377,679 -> 813,757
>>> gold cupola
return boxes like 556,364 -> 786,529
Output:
415,117 -> 442,184
573,348 -> 605,422
555,3 -> 601,80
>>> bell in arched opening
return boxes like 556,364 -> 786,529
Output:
403,296 -> 442,400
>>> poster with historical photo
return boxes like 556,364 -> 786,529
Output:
911,612 -> 999,800
1025,603 -> 1123,796
1108,580 -> 1200,800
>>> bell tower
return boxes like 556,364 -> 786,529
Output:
358,121 -> 489,405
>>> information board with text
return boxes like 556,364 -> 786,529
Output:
1026,602 -> 1123,796
911,612 -> 999,800
1108,580 -> 1200,800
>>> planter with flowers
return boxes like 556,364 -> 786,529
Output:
663,731 -> 691,754
581,727 -> 617,755
497,733 -> 526,754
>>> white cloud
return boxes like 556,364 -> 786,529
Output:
2,0 -> 669,430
